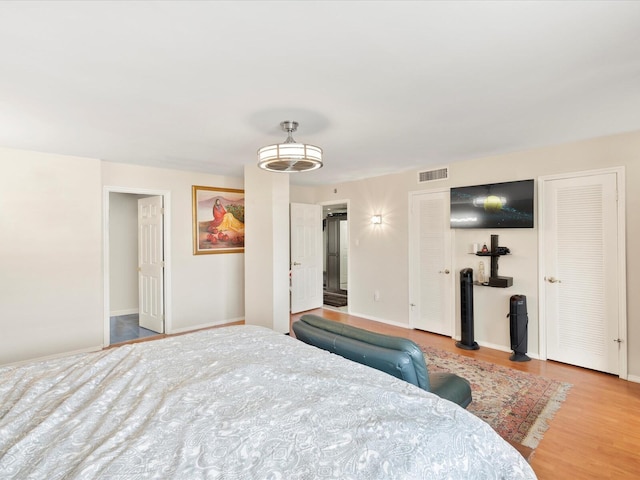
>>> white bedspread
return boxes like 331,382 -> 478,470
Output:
0,325 -> 537,479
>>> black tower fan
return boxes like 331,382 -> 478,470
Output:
508,294 -> 531,361
456,268 -> 479,350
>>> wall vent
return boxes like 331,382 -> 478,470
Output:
418,167 -> 449,183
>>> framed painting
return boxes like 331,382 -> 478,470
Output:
192,185 -> 245,254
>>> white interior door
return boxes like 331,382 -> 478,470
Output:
541,171 -> 624,375
409,190 -> 453,335
290,203 -> 323,313
138,196 -> 164,333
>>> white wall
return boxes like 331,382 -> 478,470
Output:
3,130 -> 639,376
294,130 -> 640,377
109,192 -> 144,315
244,165 -> 290,333
0,152 -> 247,365
453,228 -> 538,352
102,162 -> 245,334
0,148 -> 103,364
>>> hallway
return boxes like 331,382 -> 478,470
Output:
110,314 -> 157,344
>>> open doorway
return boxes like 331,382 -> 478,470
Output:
322,203 -> 348,311
104,188 -> 170,346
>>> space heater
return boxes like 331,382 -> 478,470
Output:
456,268 -> 479,350
508,294 -> 531,362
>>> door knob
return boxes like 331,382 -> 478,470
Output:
293,261 -> 301,266
545,276 -> 562,283
439,269 -> 450,274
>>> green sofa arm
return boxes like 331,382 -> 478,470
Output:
292,314 -> 472,409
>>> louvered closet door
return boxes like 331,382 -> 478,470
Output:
409,190 -> 452,336
543,173 -> 619,374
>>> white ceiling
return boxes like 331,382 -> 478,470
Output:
1,1 -> 639,186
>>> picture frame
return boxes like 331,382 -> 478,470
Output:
192,185 -> 245,255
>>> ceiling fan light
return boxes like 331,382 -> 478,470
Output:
257,121 -> 323,173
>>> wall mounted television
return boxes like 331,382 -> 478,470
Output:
450,179 -> 534,229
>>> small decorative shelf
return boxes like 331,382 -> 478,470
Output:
474,235 -> 513,288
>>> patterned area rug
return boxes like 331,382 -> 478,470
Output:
420,345 -> 572,449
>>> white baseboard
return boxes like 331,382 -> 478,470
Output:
627,374 -> 640,384
478,340 -> 541,360
110,308 -> 139,317
475,340 -> 511,353
345,311 -> 411,330
169,317 -> 244,335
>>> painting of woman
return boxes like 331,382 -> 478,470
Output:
212,198 -> 244,234
192,186 -> 244,254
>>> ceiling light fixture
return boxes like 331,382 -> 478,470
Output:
257,121 -> 323,173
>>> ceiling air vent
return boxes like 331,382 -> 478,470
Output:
418,167 -> 449,183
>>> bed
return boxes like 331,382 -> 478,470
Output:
0,325 -> 537,479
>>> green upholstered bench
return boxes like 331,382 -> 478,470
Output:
292,314 -> 472,408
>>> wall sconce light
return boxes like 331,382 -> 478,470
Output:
371,214 -> 382,225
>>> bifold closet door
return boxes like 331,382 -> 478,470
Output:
541,171 -> 623,375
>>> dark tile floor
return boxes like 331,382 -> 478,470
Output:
110,314 -> 158,345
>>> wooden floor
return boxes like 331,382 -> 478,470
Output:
292,308 -> 640,480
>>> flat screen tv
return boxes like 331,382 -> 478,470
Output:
450,179 -> 534,229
